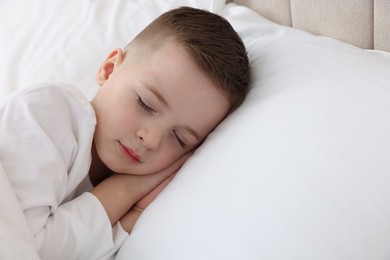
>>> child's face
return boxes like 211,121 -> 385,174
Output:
92,40 -> 230,175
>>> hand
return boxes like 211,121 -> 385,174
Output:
119,152 -> 192,233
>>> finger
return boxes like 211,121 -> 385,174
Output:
158,151 -> 192,175
119,173 -> 176,234
134,172 -> 177,210
134,151 -> 193,201
120,208 -> 142,234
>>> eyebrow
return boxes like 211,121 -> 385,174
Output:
145,84 -> 201,143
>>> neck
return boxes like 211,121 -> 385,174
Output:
89,142 -> 111,186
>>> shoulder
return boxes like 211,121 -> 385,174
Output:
0,82 -> 96,159
0,82 -> 96,190
4,82 -> 93,113
1,82 -> 96,126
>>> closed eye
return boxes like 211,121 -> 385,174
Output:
137,96 -> 154,113
173,130 -> 186,148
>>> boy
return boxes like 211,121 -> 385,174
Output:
0,6 -> 249,259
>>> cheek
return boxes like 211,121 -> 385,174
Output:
109,104 -> 138,131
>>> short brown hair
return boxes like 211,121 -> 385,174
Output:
127,7 -> 250,112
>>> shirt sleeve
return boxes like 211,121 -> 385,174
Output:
0,83 -> 129,259
36,192 -> 129,260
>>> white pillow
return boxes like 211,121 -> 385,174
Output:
0,0 -> 225,99
116,3 -> 390,260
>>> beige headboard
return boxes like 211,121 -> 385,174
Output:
229,0 -> 390,52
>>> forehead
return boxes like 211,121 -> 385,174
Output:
129,40 -> 230,137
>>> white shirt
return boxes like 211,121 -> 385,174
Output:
0,83 -> 128,259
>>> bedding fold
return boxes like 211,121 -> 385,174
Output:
0,162 -> 40,259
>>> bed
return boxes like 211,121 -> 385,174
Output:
1,0 -> 390,259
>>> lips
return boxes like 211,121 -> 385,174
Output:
117,141 -> 141,163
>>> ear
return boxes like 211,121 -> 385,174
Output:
96,48 -> 124,86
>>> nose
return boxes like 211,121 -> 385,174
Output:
136,127 -> 162,151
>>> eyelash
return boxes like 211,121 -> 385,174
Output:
173,130 -> 186,148
137,96 -> 153,113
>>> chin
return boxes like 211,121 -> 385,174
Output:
115,166 -> 154,176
